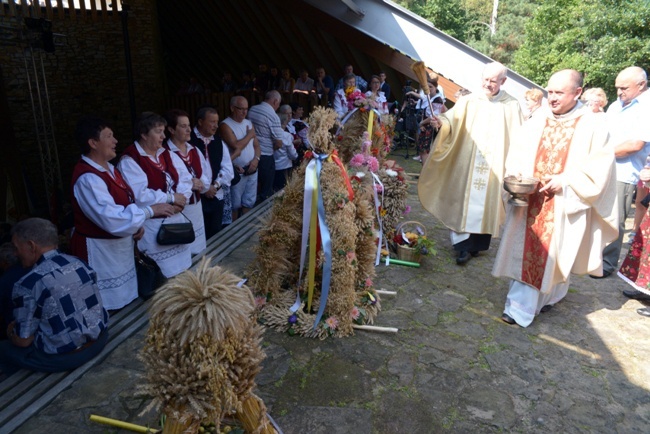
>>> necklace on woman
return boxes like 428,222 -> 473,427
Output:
177,150 -> 193,166
149,154 -> 167,172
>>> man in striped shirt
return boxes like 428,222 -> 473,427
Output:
247,90 -> 284,203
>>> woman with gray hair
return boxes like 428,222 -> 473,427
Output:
71,116 -> 176,309
581,87 -> 608,113
118,112 -> 193,278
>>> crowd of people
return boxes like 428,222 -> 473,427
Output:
0,63 -> 397,375
177,64 -> 393,110
418,63 -> 650,327
2,60 -> 648,378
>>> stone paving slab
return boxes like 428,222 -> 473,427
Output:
11,158 -> 650,434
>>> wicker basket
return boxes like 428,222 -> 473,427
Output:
397,244 -> 421,263
394,220 -> 427,263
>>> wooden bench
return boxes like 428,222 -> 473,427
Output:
0,196 -> 275,434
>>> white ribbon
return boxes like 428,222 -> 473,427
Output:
370,172 -> 389,266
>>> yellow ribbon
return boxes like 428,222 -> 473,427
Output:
307,168 -> 318,312
367,109 -> 375,135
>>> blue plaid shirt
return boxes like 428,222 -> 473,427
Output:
12,250 -> 108,354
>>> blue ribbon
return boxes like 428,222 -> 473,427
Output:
290,153 -> 334,330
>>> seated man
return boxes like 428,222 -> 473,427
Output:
0,242 -> 30,339
0,218 -> 108,376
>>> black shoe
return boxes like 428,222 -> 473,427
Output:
637,307 -> 650,317
589,271 -> 612,279
470,251 -> 479,257
456,250 -> 471,265
501,313 -> 516,325
623,289 -> 650,301
540,304 -> 553,313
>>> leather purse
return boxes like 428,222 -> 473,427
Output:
156,212 -> 195,245
134,247 -> 166,300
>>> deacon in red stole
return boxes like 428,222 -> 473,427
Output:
493,69 -> 618,327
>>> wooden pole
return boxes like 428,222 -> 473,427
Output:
353,324 -> 398,333
89,414 -> 160,433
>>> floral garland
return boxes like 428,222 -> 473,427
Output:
345,86 -> 379,112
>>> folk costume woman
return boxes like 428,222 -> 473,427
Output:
118,112 -> 193,278
365,75 -> 389,115
164,109 -> 211,255
71,116 -> 175,309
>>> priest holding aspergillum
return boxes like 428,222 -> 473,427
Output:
418,62 -> 524,266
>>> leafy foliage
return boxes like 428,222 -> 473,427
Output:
513,0 -> 650,98
395,0 -> 477,41
466,0 -> 538,66
397,0 -> 650,102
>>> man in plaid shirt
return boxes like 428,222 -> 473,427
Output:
0,218 -> 108,376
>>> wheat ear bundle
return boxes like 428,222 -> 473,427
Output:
410,60 -> 435,119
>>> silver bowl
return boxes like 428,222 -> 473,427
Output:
503,176 -> 539,206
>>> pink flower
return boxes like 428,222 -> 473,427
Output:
350,306 -> 360,320
403,205 -> 412,215
374,183 -> 384,193
350,90 -> 364,100
255,296 -> 267,307
325,316 -> 339,330
350,154 -> 366,167
367,156 -> 379,173
346,251 -> 357,262
365,277 -> 373,287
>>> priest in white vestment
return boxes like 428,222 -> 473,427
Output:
492,69 -> 618,327
418,62 -> 524,265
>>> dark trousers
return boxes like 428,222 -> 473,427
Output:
202,197 -> 225,240
602,181 -> 635,274
0,329 -> 108,376
257,155 -> 276,203
273,168 -> 292,192
453,233 -> 492,252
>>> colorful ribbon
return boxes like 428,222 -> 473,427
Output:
290,152 -> 334,329
336,107 -> 382,135
370,172 -> 389,266
329,150 -> 355,201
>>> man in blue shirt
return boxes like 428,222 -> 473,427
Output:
335,64 -> 368,93
0,218 -> 108,375
594,67 -> 649,282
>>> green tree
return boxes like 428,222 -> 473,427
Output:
466,0 -> 538,65
397,0 -> 538,66
395,0 -> 477,42
513,0 -> 650,97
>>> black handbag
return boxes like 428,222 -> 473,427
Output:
134,247 -> 165,300
231,170 -> 241,187
157,211 -> 195,245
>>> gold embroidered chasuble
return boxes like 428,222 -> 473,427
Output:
418,90 -> 523,237
523,117 -> 578,289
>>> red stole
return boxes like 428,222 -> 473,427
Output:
163,140 -> 202,204
70,159 -> 135,260
522,116 -> 581,289
121,144 -> 179,192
